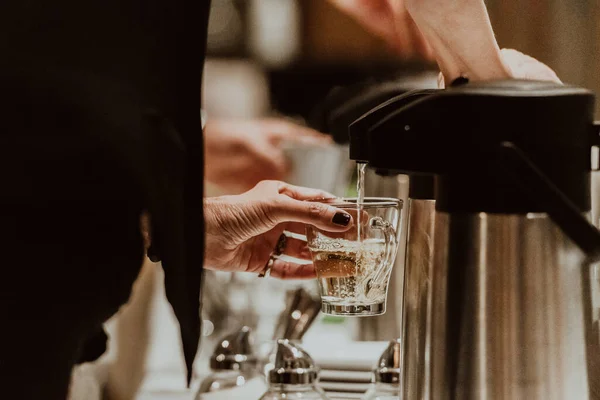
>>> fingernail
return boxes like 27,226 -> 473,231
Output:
332,212 -> 351,226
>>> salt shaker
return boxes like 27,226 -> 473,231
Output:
363,339 -> 401,400
259,339 -> 329,400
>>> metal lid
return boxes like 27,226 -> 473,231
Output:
268,339 -> 319,385
374,339 -> 401,384
210,326 -> 257,371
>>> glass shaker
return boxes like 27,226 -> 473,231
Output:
195,326 -> 267,400
363,339 -> 401,400
259,339 -> 329,400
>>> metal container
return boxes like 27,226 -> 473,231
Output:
400,195 -> 436,400
348,80 -> 600,399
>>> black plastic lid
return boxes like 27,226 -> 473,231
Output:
361,80 -> 595,214
308,73 -> 438,144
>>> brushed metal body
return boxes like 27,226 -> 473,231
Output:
430,212 -> 589,400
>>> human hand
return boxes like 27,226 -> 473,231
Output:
403,0 -> 511,83
437,48 -> 561,87
203,181 -> 353,279
327,0 -> 433,60
204,118 -> 331,194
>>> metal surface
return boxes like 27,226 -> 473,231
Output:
430,212 -> 589,399
588,171 -> 600,399
209,326 -> 257,371
268,340 -> 319,385
401,199 -> 436,400
272,287 -> 321,341
373,339 -> 402,384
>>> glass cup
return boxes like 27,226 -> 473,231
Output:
306,198 -> 402,316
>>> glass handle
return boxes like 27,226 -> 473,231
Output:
366,217 -> 397,299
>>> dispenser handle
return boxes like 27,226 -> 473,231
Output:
366,217 -> 398,300
498,141 -> 600,263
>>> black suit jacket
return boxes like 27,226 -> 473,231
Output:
0,0 -> 211,383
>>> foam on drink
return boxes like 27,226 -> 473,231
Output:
308,237 -> 386,304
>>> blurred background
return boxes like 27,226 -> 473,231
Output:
201,0 -> 600,120
117,0 -> 600,397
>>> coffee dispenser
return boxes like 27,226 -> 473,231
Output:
350,79 -> 600,399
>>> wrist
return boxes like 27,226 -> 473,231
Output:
204,195 -> 251,249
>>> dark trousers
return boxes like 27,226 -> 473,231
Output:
0,199 -> 145,399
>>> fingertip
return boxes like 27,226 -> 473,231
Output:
332,211 -> 352,227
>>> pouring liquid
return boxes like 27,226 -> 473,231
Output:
356,162 -> 367,242
356,162 -> 367,281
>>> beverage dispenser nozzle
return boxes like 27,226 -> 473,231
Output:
364,79 -> 600,261
348,89 -> 438,164
308,73 -> 438,145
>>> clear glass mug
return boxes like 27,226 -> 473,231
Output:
306,198 -> 402,316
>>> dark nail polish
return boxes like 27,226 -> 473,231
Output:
332,212 -> 351,226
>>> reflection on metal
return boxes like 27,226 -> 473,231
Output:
401,199 -> 436,400
430,213 -> 589,399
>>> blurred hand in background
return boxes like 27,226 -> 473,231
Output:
204,118 -> 331,194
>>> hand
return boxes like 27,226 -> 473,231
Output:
204,118 -> 331,194
328,0 -> 433,60
404,0 -> 510,83
203,181 -> 353,279
438,48 -> 561,87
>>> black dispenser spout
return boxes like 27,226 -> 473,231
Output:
357,79 -> 600,261
308,74 -> 438,145
348,89 -> 438,163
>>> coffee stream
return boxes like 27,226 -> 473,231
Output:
356,162 -> 367,241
